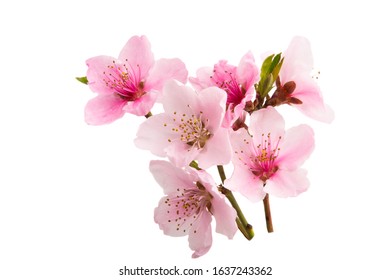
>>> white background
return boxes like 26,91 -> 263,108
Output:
1,0 -> 389,279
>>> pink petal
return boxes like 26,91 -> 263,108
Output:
237,51 -> 259,88
225,165 -> 266,202
196,128 -> 231,169
189,67 -> 214,91
118,35 -> 154,80
84,94 -> 126,125
292,77 -> 335,123
277,124 -> 315,170
164,84 -> 226,159
188,211 -> 212,258
212,60 -> 236,82
145,58 -> 188,91
134,113 -> 178,157
135,112 -> 201,167
229,127 -> 257,159
123,90 -> 158,116
197,86 -> 227,132
280,36 -> 313,79
154,191 -> 204,238
154,196 -> 188,237
279,37 -> 334,123
86,55 -> 118,95
223,87 -> 254,128
192,168 -> 218,192
210,194 -> 237,239
162,80 -> 200,117
222,103 -> 236,128
149,160 -> 196,195
165,142 -> 200,168
264,168 -> 309,198
250,107 -> 286,146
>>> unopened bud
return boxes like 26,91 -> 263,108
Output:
283,81 -> 296,94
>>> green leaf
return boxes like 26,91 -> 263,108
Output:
260,54 -> 274,80
264,74 -> 274,93
76,76 -> 88,85
272,57 -> 284,80
269,53 -> 281,74
255,53 -> 286,107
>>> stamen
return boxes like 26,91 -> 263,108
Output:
248,132 -> 281,181
167,109 -> 212,149
210,70 -> 244,106
102,60 -> 145,101
164,184 -> 212,233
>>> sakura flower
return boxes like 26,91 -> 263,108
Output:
225,106 -> 315,202
189,52 -> 259,127
134,80 -> 231,169
275,36 -> 334,123
150,160 -> 237,258
84,35 -> 188,125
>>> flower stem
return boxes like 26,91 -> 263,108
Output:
217,165 -> 226,183
217,165 -> 254,240
219,185 -> 254,240
263,193 -> 274,233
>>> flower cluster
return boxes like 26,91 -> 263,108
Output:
77,35 -> 333,258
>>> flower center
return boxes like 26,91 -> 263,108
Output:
249,133 -> 281,181
166,110 -> 212,149
102,59 -> 145,101
164,182 -> 212,234
210,70 -> 245,107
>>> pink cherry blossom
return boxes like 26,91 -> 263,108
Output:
277,36 -> 334,123
189,52 -> 259,128
84,35 -> 188,125
150,160 -> 237,258
225,106 -> 315,202
134,80 -> 231,169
